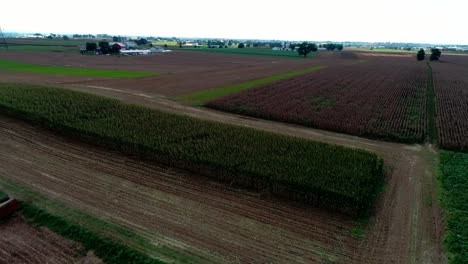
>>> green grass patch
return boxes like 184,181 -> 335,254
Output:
0,83 -> 383,215
310,96 -> 336,112
438,151 -> 468,264
0,59 -> 155,78
19,202 -> 165,264
179,66 -> 324,106
152,41 -> 178,46
182,47 -> 317,58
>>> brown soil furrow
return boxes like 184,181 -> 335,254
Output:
0,216 -> 92,264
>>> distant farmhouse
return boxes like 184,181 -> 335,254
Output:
109,42 -> 126,50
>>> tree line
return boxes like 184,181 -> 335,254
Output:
417,48 -> 442,61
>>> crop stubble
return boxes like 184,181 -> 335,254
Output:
0,215 -> 100,264
207,56 -> 428,143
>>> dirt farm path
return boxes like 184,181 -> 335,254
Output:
0,84 -> 446,263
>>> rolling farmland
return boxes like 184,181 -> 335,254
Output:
0,50 -> 327,96
0,48 -> 455,263
207,56 -> 428,143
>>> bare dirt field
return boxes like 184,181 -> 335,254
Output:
0,215 -> 101,264
0,50 -> 360,97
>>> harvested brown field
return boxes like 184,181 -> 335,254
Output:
432,55 -> 468,151
207,56 -> 428,143
0,215 -> 101,264
0,50 -> 353,97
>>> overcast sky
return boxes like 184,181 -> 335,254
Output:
2,0 -> 467,44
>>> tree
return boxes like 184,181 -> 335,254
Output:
289,43 -> 296,51
47,35 -> 53,39
430,48 -> 441,61
136,38 -> 148,45
417,49 -> 425,61
86,42 -> 97,51
112,36 -> 120,42
337,44 -> 344,51
311,44 -> 318,52
98,41 -> 110,54
110,44 -> 121,54
297,42 -> 317,57
324,43 -> 336,50
62,35 -> 69,40
238,43 -> 245,48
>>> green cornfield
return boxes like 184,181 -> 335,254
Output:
0,84 -> 384,215
439,151 -> 468,264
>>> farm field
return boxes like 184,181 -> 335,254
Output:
0,84 -> 383,215
207,56 -> 428,143
0,50 -> 338,97
432,55 -> 468,151
0,49 -> 452,263
348,47 -> 417,54
179,66 -> 324,105
438,151 -> 468,263
0,112 -> 443,263
0,38 -> 90,53
0,59 -> 154,78
0,215 -> 101,264
181,47 -> 311,58
2,37 -> 90,47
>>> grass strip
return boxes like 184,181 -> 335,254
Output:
179,66 -> 324,106
0,83 -> 382,215
438,151 -> 468,264
19,202 -> 165,264
0,59 -> 155,78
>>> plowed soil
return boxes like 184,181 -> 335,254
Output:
0,215 -> 101,264
0,50 -> 359,97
